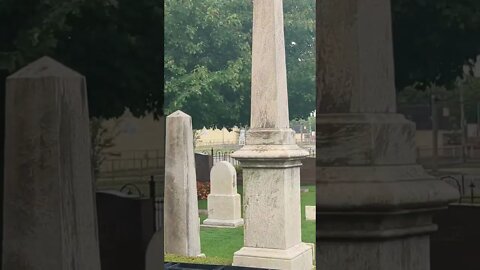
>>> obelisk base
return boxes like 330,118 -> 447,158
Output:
232,243 -> 313,270
202,219 -> 244,228
318,235 -> 429,270
317,113 -> 459,270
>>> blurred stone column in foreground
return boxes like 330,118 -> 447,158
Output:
231,0 -> 313,269
3,56 -> 101,270
164,110 -> 203,257
316,1 -> 459,269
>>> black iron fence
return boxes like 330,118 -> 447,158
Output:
197,147 -> 316,167
417,146 -> 480,167
441,174 -> 480,204
148,176 -> 163,232
99,149 -> 164,174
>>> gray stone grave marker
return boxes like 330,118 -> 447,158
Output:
164,110 -> 204,257
203,161 -> 243,228
3,56 -> 101,270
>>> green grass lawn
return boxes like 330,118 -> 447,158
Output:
186,185 -> 316,265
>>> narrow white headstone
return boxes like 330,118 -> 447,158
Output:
203,161 -> 243,228
164,110 -> 203,257
3,56 -> 101,269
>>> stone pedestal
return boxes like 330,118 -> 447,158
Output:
234,243 -> 313,270
164,111 -> 203,257
232,145 -> 313,270
231,0 -> 313,267
316,1 -> 459,269
203,161 -> 243,228
2,56 -> 101,270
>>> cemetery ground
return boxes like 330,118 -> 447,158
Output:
165,184 -> 316,265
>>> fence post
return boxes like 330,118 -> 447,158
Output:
149,175 -> 156,231
211,148 -> 215,166
470,181 -> 475,204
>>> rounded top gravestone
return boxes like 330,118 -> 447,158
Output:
210,161 -> 237,195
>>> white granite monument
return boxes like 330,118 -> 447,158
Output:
3,56 -> 101,270
164,110 -> 204,257
316,1 -> 459,269
230,0 -> 313,269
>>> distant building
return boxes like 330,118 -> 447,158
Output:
398,104 -> 479,158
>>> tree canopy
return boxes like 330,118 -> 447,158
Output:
392,0 -> 480,89
0,0 -> 164,119
2,0 -> 480,126
164,0 -> 316,129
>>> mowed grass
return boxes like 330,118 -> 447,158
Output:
165,253 -> 232,265
194,185 -> 316,264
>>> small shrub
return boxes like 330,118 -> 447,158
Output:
197,181 -> 210,200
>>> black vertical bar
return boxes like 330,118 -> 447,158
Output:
470,182 -> 475,204
149,175 -> 156,231
0,69 -> 7,268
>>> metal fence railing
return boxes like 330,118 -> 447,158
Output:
441,174 -> 480,204
98,149 -> 164,175
100,158 -> 165,173
416,146 -> 480,166
198,146 -> 316,167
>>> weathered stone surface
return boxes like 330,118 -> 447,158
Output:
3,56 -> 101,270
317,114 -> 416,165
242,166 -> 302,249
203,161 -> 243,228
210,161 -> 237,195
250,0 -> 289,129
317,165 -> 457,210
164,111 -> 203,257
305,206 -> 316,221
234,243 -> 313,270
318,236 -> 429,270
231,0 -> 312,268
316,0 -> 459,269
317,0 -> 396,113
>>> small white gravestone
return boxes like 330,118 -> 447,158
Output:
203,161 -> 244,228
305,206 -> 316,221
238,129 -> 246,145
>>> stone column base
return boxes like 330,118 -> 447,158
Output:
202,218 -> 244,228
232,243 -> 313,270
317,235 -> 429,270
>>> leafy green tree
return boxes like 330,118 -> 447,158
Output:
459,76 -> 480,123
392,0 -> 480,89
164,0 -> 315,129
164,0 -> 252,129
0,0 -> 164,119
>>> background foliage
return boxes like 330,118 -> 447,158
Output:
0,0 -> 164,119
164,0 -> 316,129
1,0 -> 480,125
